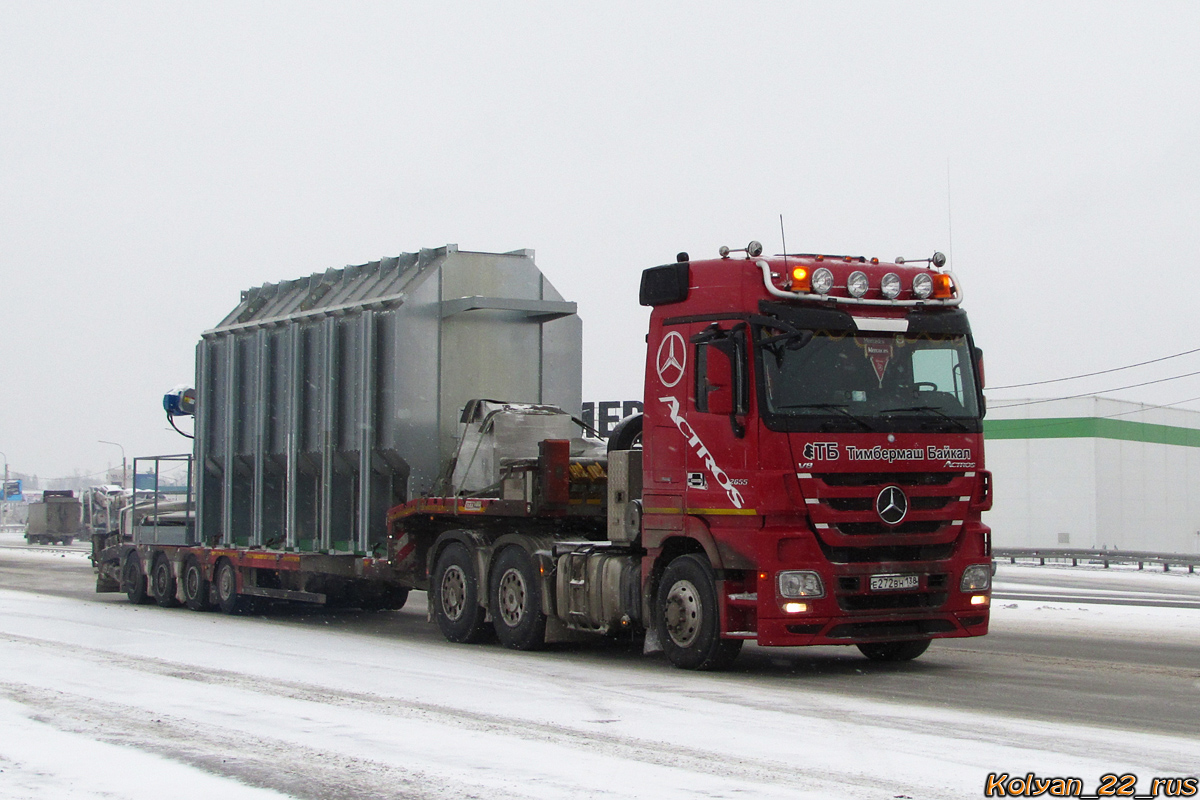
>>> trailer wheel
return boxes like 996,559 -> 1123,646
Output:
151,554 -> 181,608
657,554 -> 742,671
182,556 -> 213,611
122,554 -> 151,605
490,547 -> 547,651
856,639 -> 931,662
431,542 -> 491,643
215,559 -> 250,615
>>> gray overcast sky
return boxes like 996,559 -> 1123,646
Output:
3,2 -> 1199,480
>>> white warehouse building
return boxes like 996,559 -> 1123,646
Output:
983,396 -> 1200,554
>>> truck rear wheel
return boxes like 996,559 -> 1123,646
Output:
151,554 -> 181,608
122,554 -> 151,605
657,554 -> 742,671
856,639 -> 931,662
182,556 -> 213,611
490,547 -> 547,651
431,542 -> 491,643
215,559 -> 250,615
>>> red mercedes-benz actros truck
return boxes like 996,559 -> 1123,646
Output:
95,241 -> 991,670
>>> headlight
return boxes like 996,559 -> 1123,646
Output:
960,564 -> 991,592
811,267 -> 834,295
912,272 -> 933,299
847,271 -> 868,298
880,272 -> 901,299
777,570 -> 825,598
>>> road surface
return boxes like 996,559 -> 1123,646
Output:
1,539 -> 1196,799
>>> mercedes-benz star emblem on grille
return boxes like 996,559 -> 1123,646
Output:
875,485 -> 908,525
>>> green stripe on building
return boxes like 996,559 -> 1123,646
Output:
984,417 -> 1200,448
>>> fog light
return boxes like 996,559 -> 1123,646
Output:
970,595 -> 989,606
783,602 -> 808,613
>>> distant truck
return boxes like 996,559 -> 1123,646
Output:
26,490 -> 83,545
93,242 -> 992,670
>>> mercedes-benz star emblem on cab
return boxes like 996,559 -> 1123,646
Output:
656,331 -> 686,388
875,485 -> 908,525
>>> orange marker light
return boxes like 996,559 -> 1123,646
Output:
791,266 -> 811,292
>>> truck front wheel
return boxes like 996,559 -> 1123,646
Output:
431,542 -> 491,643
490,547 -> 547,651
657,554 -> 742,671
856,639 -> 931,662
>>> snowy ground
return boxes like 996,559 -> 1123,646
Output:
0,547 -> 1197,799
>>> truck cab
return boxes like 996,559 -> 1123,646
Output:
636,244 -> 992,667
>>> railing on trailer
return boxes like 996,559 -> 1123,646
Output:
130,454 -> 194,546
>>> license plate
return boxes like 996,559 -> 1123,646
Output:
870,574 -> 919,591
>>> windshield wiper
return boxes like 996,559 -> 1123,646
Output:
878,405 -> 970,432
778,403 -> 875,431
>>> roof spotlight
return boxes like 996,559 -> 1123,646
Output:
881,273 -> 901,299
912,272 -> 933,299
811,267 -> 834,295
847,271 -> 868,298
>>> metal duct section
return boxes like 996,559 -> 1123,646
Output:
194,245 -> 581,555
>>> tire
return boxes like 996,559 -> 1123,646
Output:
431,542 -> 491,643
182,556 -> 213,611
657,553 -> 742,671
151,554 -> 181,608
62,537 -> 74,546
214,559 -> 250,615
122,554 -> 151,605
490,546 -> 547,651
607,413 -> 643,453
857,639 -> 931,662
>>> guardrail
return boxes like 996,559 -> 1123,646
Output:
995,547 -> 1200,573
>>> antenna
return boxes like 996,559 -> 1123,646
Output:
779,214 -> 788,271
946,159 -> 955,268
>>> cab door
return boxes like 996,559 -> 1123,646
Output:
685,322 -> 752,515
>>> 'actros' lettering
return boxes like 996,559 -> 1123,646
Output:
659,396 -> 745,508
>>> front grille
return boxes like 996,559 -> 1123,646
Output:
838,592 -> 947,612
827,619 -> 956,639
824,496 -> 952,514
802,470 -> 971,562
819,541 -> 954,564
816,472 -> 960,487
836,520 -> 943,536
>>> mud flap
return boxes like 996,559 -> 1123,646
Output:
643,626 -> 663,655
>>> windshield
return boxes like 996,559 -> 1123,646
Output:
757,328 -> 981,432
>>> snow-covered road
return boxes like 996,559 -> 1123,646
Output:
1,548 -> 1197,799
